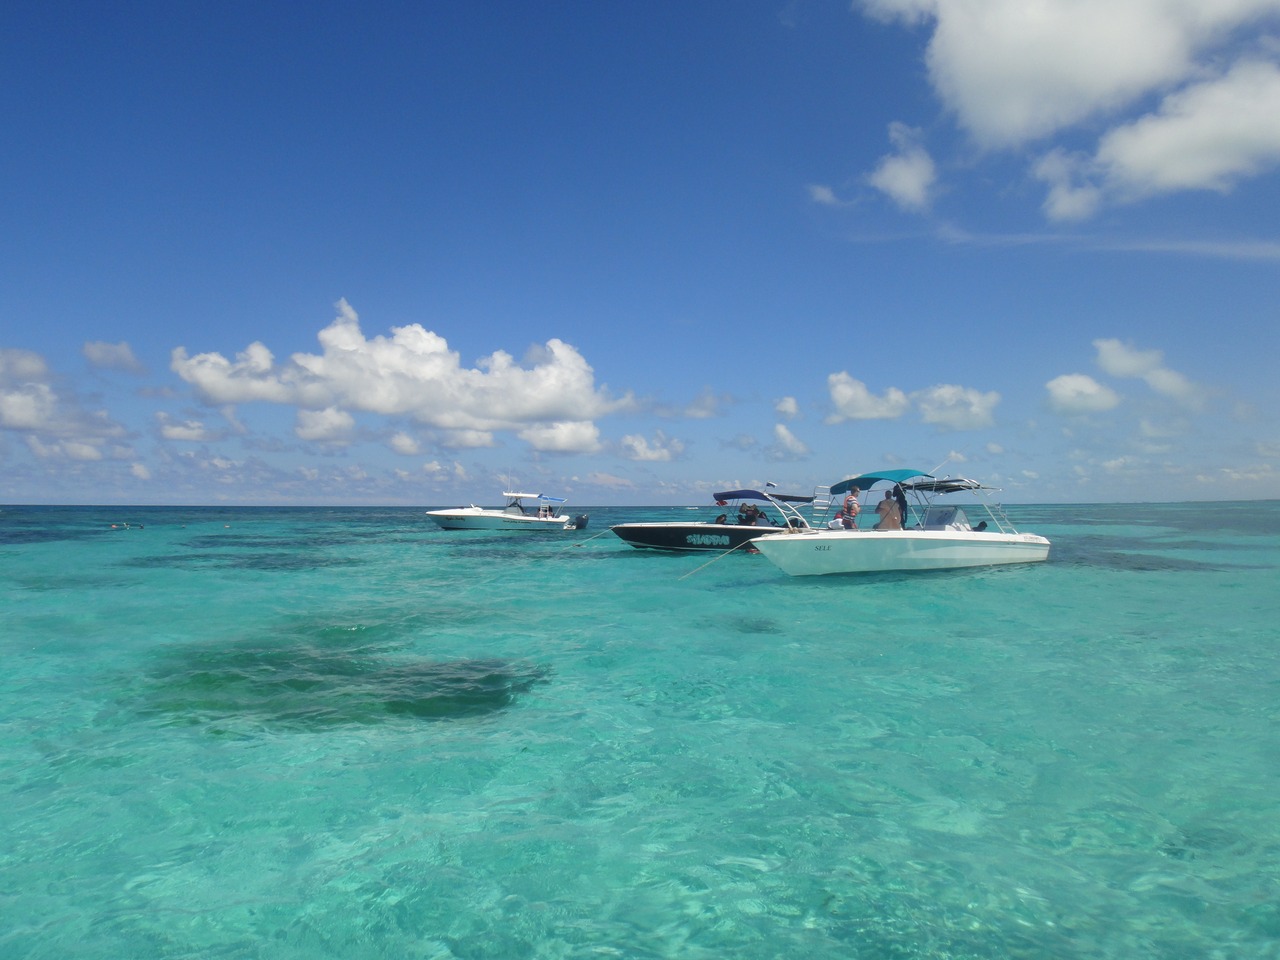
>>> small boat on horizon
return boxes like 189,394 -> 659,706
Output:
749,469 -> 1050,575
426,491 -> 589,532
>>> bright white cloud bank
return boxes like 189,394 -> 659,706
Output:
857,0 -> 1280,219
170,300 -> 630,453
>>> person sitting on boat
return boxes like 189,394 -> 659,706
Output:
840,488 -> 860,529
874,490 -> 902,530
713,514 -> 728,525
738,503 -> 762,525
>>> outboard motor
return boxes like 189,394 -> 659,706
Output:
569,514 -> 589,530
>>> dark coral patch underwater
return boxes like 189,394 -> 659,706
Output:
133,642 -> 549,733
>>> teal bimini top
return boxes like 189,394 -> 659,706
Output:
829,469 -> 930,496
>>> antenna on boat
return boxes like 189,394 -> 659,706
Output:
929,457 -> 951,476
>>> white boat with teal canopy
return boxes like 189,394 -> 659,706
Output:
749,469 -> 1050,575
426,492 -> 588,531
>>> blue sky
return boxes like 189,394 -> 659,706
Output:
3,0 -> 1279,506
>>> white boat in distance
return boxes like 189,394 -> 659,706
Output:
750,469 -> 1049,576
426,492 -> 589,532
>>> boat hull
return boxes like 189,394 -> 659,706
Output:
426,509 -> 577,531
610,522 -> 783,552
750,529 -> 1050,575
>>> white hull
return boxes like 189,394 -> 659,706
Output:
426,509 -> 575,531
751,529 -> 1050,575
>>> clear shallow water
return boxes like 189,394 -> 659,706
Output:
2,502 -> 1278,959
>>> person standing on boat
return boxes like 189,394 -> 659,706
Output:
840,487 -> 860,529
875,490 -> 902,530
893,485 -> 909,529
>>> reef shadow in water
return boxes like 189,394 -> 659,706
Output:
134,642 -> 549,732
123,551 -> 363,573
1053,543 -> 1243,573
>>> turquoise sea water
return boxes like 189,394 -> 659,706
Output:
2,501 -> 1277,959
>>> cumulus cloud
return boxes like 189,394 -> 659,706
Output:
172,300 -> 628,440
1095,58 -> 1280,198
775,396 -> 800,419
1094,337 -> 1207,409
389,432 -> 420,455
912,384 -> 999,429
157,412 -> 222,441
855,0 -> 1280,218
1,349 -> 56,430
1039,59 -> 1280,218
517,420 -> 602,454
2,347 -> 128,458
1046,373 -> 1122,414
826,371 -> 998,429
84,341 -> 144,373
867,122 -> 937,211
770,423 -> 810,458
620,430 -> 685,462
296,406 -> 356,443
26,435 -> 107,461
825,372 -> 911,423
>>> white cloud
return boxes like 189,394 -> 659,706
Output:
157,413 -> 220,441
867,122 -> 937,211
621,430 -> 685,462
771,423 -> 810,457
856,0 -> 1280,218
296,407 -> 358,442
2,347 -> 129,455
807,184 -> 843,206
389,432 -> 420,455
1034,149 -> 1103,221
865,0 -> 1280,148
585,471 -> 635,489
1,349 -> 57,430
912,383 -> 999,429
825,372 -> 911,422
1093,338 -> 1207,409
1096,59 -> 1280,198
26,435 -> 105,461
131,462 -> 151,480
439,429 -> 495,449
683,387 -> 728,419
775,396 -> 799,419
83,341 -> 144,373
517,420 -> 602,453
296,406 -> 355,443
171,299 -> 629,438
1,379 -> 58,431
1046,373 -> 1122,414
